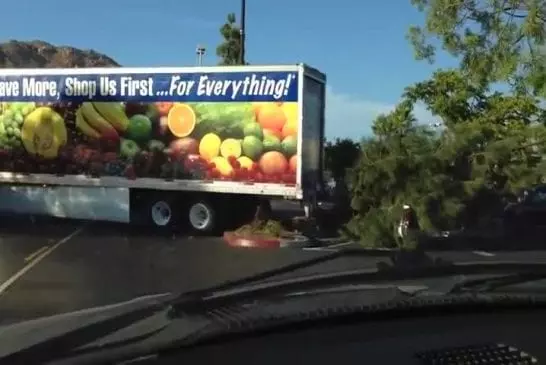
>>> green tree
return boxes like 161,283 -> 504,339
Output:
408,0 -> 546,95
324,138 -> 361,181
372,100 -> 416,137
344,1 -> 546,249
404,70 -> 546,191
347,104 -> 448,248
216,13 -> 242,65
347,69 -> 546,248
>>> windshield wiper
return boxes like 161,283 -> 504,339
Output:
171,248 -> 438,303
0,296 -> 174,364
448,272 -> 546,294
168,260 -> 546,314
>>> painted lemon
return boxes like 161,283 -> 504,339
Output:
281,102 -> 298,124
220,138 -> 242,159
199,133 -> 221,161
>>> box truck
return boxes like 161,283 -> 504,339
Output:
0,64 -> 326,233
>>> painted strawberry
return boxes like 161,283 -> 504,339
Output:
210,168 -> 221,178
227,155 -> 237,167
239,167 -> 249,180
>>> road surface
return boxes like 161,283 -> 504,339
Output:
0,216 -> 544,325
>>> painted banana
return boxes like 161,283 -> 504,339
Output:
79,102 -> 119,140
92,102 -> 130,132
75,109 -> 101,139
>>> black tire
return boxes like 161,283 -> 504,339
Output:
187,199 -> 219,235
148,198 -> 176,228
131,191 -> 182,232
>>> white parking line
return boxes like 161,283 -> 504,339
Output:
302,241 -> 354,252
303,239 -> 403,251
324,241 -> 353,248
302,247 -> 338,252
24,246 -> 49,263
0,226 -> 86,296
472,250 -> 496,257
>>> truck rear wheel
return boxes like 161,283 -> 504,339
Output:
130,190 -> 181,231
187,200 -> 217,234
150,199 -> 174,228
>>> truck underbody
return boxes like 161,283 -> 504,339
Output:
0,184 -> 282,234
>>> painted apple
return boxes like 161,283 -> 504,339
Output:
169,137 -> 199,157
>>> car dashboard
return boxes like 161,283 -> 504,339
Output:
143,309 -> 544,365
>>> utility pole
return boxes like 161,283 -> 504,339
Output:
240,0 -> 246,64
196,45 -> 206,66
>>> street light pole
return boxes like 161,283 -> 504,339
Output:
196,45 -> 206,66
240,0 -> 246,64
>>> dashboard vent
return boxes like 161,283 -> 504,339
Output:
415,343 -> 538,364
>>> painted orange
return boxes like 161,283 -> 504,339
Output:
288,155 -> 297,173
263,128 -> 283,140
167,104 -> 196,138
256,104 -> 286,131
259,151 -> 288,175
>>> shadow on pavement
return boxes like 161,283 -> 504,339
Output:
0,214 -> 85,237
5,212 -> 545,253
0,213 -> 199,239
0,201 -> 346,241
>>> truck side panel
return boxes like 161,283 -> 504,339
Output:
0,66 -> 306,198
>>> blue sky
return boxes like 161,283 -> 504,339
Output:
0,0 -> 458,139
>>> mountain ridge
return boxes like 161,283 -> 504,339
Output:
0,40 -> 119,68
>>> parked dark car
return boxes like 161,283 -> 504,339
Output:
503,184 -> 546,233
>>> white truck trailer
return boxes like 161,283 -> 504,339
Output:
0,64 -> 326,233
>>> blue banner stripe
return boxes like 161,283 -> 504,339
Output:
0,71 -> 299,102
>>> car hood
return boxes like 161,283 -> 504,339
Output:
0,292 -> 173,358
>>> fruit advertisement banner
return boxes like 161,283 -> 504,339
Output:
0,70 -> 300,184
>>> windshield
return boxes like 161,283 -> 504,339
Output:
0,0 -> 545,335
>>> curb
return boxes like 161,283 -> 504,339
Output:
223,231 -> 365,250
223,232 -> 331,249
280,237 -> 313,248
223,231 -> 281,249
